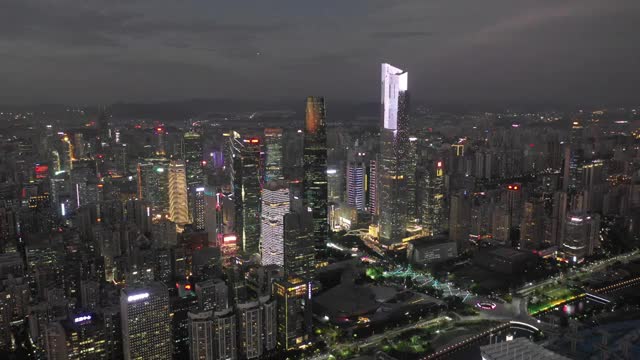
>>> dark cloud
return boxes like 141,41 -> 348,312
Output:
0,0 -> 638,105
371,31 -> 434,39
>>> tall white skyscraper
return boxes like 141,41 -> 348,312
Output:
378,63 -> 411,245
260,181 -> 290,266
120,283 -> 172,360
169,160 -> 189,226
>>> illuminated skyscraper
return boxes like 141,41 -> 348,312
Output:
120,283 -> 172,360
303,97 -> 328,248
378,63 -> 410,246
264,128 -> 284,182
260,181 -> 289,267
346,159 -> 366,211
273,278 -> 312,351
229,132 -> 262,254
169,160 -> 189,226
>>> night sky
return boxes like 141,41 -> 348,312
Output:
1,0 -> 639,105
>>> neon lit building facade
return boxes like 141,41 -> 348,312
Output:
260,181 -> 290,267
169,160 -> 189,226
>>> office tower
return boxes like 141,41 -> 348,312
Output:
183,132 -> 204,222
188,310 -> 214,360
369,159 -> 378,215
283,210 -> 315,279
449,192 -> 471,252
137,158 -> 170,215
229,132 -> 262,254
551,191 -> 568,247
61,315 -> 107,358
237,301 -> 263,359
561,212 -> 600,263
519,198 -> 546,250
264,128 -> 284,182
378,63 -> 410,246
195,279 -> 229,312
169,160 -> 189,226
260,181 -> 289,267
303,96 -> 328,248
346,159 -> 366,211
273,278 -> 312,350
213,308 -> 237,360
120,283 -> 172,360
193,187 -> 206,231
420,160 -> 446,236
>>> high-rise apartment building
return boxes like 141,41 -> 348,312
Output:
260,181 -> 290,267
188,310 -> 214,360
120,283 -> 172,360
303,97 -> 328,248
213,308 -> 237,360
236,301 -> 263,359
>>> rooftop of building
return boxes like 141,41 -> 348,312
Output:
480,337 -> 569,360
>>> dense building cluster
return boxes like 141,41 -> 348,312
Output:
0,64 -> 639,360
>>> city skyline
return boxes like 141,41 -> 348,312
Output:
0,2 -> 639,359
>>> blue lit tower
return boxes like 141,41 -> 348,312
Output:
378,63 -> 410,246
303,97 -> 328,248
